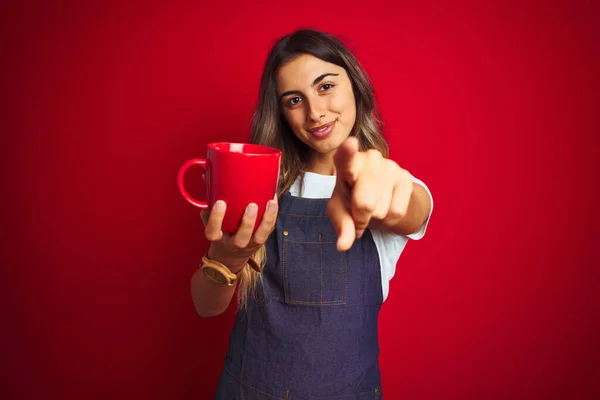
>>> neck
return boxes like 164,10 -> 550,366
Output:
305,152 -> 336,175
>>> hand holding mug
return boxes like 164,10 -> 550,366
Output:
199,197 -> 278,270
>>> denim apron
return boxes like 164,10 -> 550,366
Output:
215,193 -> 384,399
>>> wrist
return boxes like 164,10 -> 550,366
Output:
200,256 -> 241,286
206,249 -> 248,273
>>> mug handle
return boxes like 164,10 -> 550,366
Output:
177,158 -> 209,209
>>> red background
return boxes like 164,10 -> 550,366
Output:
2,0 -> 599,399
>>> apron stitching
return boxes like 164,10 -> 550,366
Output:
279,212 -> 329,218
285,240 -> 336,244
286,300 -> 345,305
223,366 -> 289,400
283,237 -> 288,303
342,252 -> 347,302
319,232 -> 323,304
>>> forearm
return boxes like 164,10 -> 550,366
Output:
190,250 -> 248,317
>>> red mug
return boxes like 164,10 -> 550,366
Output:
177,142 -> 281,234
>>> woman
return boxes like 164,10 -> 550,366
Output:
191,28 -> 433,399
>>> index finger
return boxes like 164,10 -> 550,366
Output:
327,189 -> 356,252
204,200 -> 226,241
333,137 -> 362,184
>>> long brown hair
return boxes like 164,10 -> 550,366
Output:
236,28 -> 389,310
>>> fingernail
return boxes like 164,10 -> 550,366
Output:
214,201 -> 225,212
247,204 -> 257,216
267,200 -> 276,212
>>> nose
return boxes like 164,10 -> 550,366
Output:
306,97 -> 326,122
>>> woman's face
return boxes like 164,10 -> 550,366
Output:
276,54 -> 356,159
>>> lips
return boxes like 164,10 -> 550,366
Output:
307,121 -> 335,139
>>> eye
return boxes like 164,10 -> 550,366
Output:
320,83 -> 334,91
287,96 -> 303,107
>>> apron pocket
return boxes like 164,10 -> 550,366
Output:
283,231 -> 347,306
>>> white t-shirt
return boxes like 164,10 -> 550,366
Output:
290,172 -> 433,302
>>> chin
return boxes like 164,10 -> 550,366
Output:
311,139 -> 346,156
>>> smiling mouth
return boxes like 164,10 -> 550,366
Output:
307,120 -> 336,139
308,121 -> 336,133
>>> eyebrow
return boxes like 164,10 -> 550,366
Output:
279,73 -> 340,101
